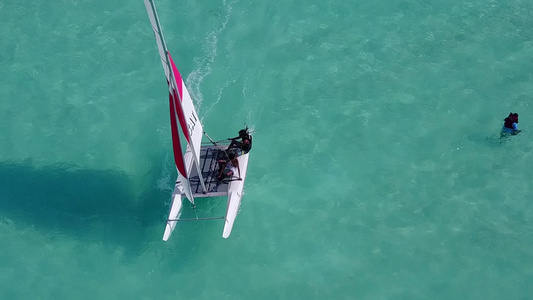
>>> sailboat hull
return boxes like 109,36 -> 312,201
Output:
162,143 -> 250,241
223,152 -> 250,238
163,191 -> 183,241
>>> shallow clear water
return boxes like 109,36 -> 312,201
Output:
1,0 -> 532,299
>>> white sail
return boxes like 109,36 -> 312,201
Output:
144,0 -> 204,174
168,54 -> 204,168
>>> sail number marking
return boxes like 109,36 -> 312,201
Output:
187,111 -> 198,135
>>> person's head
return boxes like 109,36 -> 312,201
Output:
228,152 -> 235,160
238,129 -> 248,138
506,112 -> 518,122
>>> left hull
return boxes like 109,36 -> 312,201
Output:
162,190 -> 183,241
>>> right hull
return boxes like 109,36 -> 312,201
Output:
223,152 -> 250,238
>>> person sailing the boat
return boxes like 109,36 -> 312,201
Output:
217,151 -> 241,181
227,128 -> 252,155
501,112 -> 521,136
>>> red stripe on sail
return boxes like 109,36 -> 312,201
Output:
172,89 -> 190,144
168,52 -> 191,143
168,52 -> 183,100
169,92 -> 187,178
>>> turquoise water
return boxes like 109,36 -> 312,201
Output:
1,0 -> 532,298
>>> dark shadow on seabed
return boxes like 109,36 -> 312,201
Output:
0,162 -> 167,257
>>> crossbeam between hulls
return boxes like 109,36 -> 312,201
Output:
168,216 -> 225,222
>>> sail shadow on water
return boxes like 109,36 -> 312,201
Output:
0,162 -> 164,258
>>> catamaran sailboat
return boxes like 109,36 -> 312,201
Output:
144,0 -> 251,241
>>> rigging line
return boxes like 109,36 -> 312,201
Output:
202,178 -> 241,184
193,205 -> 199,220
204,132 -> 218,145
209,148 -> 218,180
200,149 -> 210,193
206,148 -> 217,192
194,208 -> 220,218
